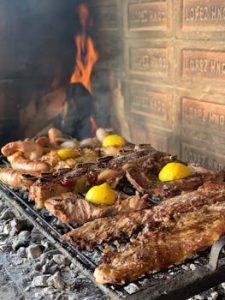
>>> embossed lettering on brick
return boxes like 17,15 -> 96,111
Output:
129,47 -> 168,77
182,143 -> 225,170
182,0 -> 225,29
182,97 -> 225,133
128,83 -> 171,125
182,50 -> 225,80
128,2 -> 167,30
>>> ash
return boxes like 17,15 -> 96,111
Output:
0,195 -> 107,300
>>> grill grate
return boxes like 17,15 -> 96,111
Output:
1,159 -> 225,299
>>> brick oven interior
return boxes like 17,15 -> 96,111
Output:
0,0 -> 224,170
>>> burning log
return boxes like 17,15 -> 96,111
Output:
60,83 -> 93,139
59,3 -> 98,140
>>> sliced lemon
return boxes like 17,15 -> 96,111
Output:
159,162 -> 192,182
85,183 -> 116,205
102,134 -> 125,147
57,148 -> 79,160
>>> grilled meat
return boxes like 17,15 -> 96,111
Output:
62,182 -> 225,250
29,166 -> 125,208
1,140 -> 44,159
45,193 -> 149,225
7,152 -> 50,174
29,148 -> 174,206
29,167 -> 95,208
108,148 -> 174,170
48,127 -> 65,145
45,193 -> 111,224
30,181 -> 72,209
94,202 -> 225,284
0,168 -> 35,189
126,163 -> 224,197
61,209 -> 151,250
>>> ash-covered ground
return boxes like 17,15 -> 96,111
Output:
0,195 -> 107,300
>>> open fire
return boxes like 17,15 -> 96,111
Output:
69,4 -> 98,94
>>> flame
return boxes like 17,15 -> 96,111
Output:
70,4 -> 98,94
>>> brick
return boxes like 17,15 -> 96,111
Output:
124,40 -> 172,83
124,0 -> 172,38
181,142 -> 225,170
125,81 -> 173,129
175,0 -> 225,40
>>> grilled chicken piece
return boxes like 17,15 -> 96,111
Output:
0,168 -> 35,189
94,202 -> 225,284
62,182 -> 225,250
45,193 -> 149,225
126,163 -> 225,197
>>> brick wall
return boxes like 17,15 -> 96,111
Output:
94,0 -> 225,170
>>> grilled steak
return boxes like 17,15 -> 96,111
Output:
126,163 -> 224,197
62,209 -> 151,250
29,166 -> 99,208
108,149 -> 174,170
45,193 -> 149,225
94,202 -> 225,284
29,148 -> 175,206
62,182 -> 225,250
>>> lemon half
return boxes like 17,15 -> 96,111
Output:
85,183 -> 116,205
57,148 -> 79,160
159,162 -> 192,182
102,135 -> 125,147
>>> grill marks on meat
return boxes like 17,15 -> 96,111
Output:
126,163 -> 225,197
94,203 -> 225,284
61,183 -> 225,250
45,193 -> 149,225
62,209 -> 152,250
